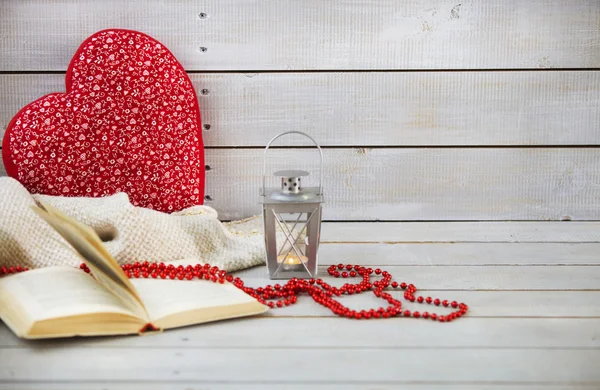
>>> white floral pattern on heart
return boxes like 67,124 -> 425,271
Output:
2,29 -> 204,213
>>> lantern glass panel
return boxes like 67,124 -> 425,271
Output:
262,200 -> 322,279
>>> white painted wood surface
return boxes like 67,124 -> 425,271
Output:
2,0 -> 600,387
319,242 -> 600,265
3,386 -> 597,390
3,148 -> 600,220
2,71 -> 600,146
1,348 -> 599,382
2,318 -> 598,348
0,222 -> 598,388
319,221 -> 600,242
1,0 -> 599,71
1,386 -> 597,390
204,148 -> 600,220
237,264 -> 600,290
244,289 -> 600,317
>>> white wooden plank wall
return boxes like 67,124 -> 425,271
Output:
1,1 -> 599,70
1,2 -> 600,389
2,71 -> 600,146
1,1 -> 599,221
205,148 -> 600,220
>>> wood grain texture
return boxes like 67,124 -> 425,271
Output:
1,348 -> 598,383
319,221 -> 600,242
2,72 -> 600,146
3,148 -> 600,220
1,386 -> 597,390
204,148 -> 600,221
1,318 -> 598,349
236,265 -> 600,290
1,0 -> 599,70
2,386 -> 596,390
251,290 -> 600,318
318,243 -> 600,265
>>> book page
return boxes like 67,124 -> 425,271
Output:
0,267 -> 140,321
31,202 -> 148,319
131,278 -> 268,325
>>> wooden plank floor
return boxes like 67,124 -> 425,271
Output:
0,222 -> 599,389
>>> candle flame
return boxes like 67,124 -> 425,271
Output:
277,254 -> 307,265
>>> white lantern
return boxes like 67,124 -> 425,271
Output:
260,131 -> 324,279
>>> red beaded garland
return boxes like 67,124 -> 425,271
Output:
0,262 -> 469,323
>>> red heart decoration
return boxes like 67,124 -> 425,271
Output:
2,29 -> 204,213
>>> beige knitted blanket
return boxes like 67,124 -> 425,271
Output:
0,177 -> 266,272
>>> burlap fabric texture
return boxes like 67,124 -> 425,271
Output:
0,177 -> 266,272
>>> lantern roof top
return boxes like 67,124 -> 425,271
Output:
261,186 -> 324,204
273,169 -> 309,178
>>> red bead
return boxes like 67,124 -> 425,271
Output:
7,262 -> 468,324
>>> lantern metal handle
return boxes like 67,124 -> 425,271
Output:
262,131 -> 324,196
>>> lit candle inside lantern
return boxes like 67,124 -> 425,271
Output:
277,253 -> 308,271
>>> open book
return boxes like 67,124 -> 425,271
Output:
0,203 -> 268,339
